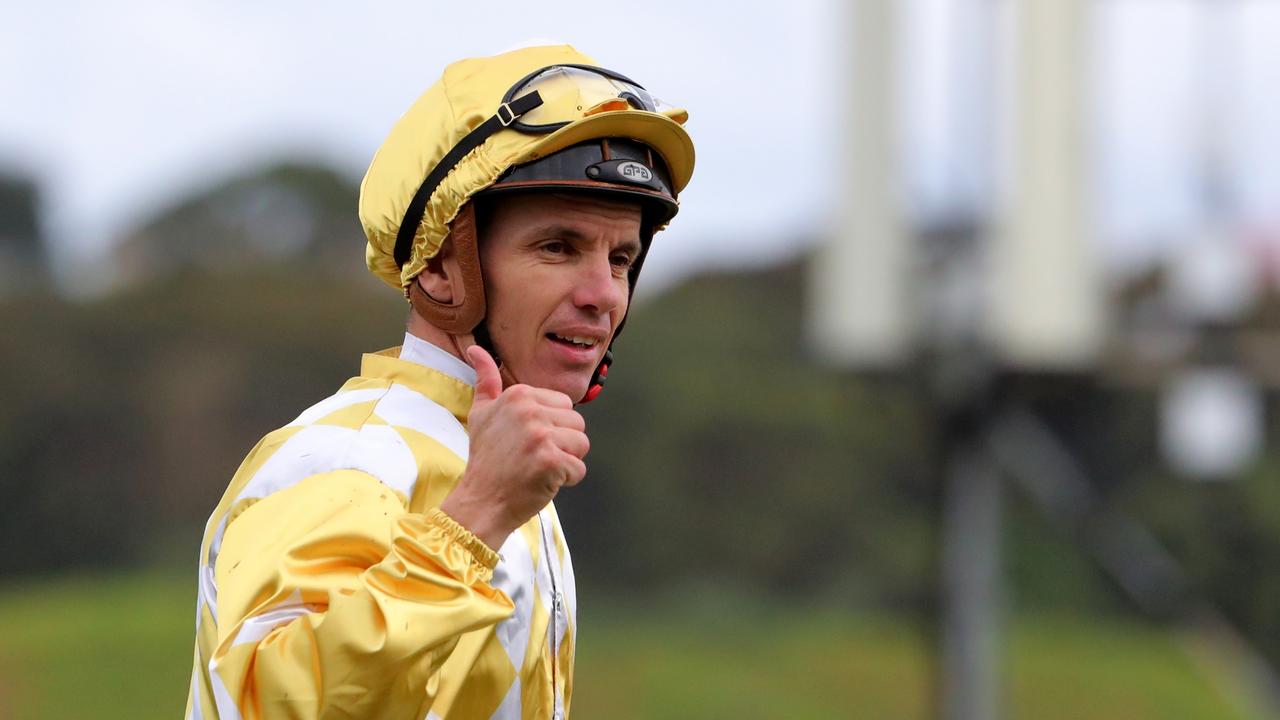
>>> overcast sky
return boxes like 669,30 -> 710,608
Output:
2,0 -> 1278,294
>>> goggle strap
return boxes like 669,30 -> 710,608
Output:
394,90 -> 545,267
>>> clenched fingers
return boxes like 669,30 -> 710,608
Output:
559,453 -> 587,487
502,383 -> 574,410
547,407 -> 585,432
549,427 -> 589,459
503,402 -> 583,432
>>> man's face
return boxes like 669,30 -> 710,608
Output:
480,192 -> 643,402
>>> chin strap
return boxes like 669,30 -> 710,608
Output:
467,322 -> 520,389
580,349 -> 613,404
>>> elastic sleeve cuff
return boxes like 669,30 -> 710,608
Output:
423,508 -> 501,572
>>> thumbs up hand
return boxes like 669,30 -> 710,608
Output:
439,345 -> 589,550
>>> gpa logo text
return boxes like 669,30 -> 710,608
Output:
618,161 -> 652,182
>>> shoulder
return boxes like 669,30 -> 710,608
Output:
228,378 -> 469,512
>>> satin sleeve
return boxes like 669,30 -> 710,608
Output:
206,469 -> 514,719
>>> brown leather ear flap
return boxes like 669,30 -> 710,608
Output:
407,202 -> 486,334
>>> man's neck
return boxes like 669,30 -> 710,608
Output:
400,330 -> 477,386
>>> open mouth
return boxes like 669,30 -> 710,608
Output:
546,333 -> 599,350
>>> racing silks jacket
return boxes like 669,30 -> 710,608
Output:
186,334 -> 577,720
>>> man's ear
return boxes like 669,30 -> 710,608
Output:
416,237 -> 461,305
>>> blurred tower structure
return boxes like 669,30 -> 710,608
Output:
813,0 -> 1101,716
807,0 -> 1280,717
812,1 -> 1280,718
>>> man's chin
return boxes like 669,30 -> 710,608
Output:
560,378 -> 592,404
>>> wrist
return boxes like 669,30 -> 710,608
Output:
439,493 -> 510,551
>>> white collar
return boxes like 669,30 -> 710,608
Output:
399,332 -> 477,387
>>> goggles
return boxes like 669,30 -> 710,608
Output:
501,64 -> 679,132
394,64 -> 677,267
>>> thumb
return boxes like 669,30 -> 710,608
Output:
466,345 -> 503,403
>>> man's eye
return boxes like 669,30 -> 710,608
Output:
611,254 -> 635,268
541,241 -> 569,255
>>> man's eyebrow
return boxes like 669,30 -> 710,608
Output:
531,224 -> 591,242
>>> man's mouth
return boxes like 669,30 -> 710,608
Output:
546,333 -> 600,349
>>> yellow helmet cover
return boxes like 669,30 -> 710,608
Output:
359,44 -> 695,292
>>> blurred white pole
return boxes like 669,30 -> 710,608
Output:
989,0 -> 1105,370
809,0 -> 911,368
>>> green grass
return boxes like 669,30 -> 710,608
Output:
0,570 -> 1254,719
573,600 -> 930,719
1006,615 -> 1249,720
0,569 -> 195,719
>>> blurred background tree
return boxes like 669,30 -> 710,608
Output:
2,153 -> 1277,719
1,154 -> 1278,656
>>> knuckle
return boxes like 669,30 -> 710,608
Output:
527,426 -> 549,445
516,403 -> 539,423
529,443 -> 555,469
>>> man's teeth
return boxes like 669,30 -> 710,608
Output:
553,334 -> 597,347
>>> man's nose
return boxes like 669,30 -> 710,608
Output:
572,252 -> 625,315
